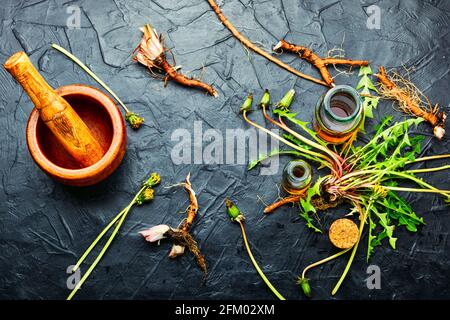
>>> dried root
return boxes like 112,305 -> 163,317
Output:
139,173 -> 207,276
375,66 -> 446,139
264,194 -> 302,214
273,40 -> 369,87
165,228 -> 207,276
264,193 -> 342,214
134,24 -> 217,97
206,0 -> 328,87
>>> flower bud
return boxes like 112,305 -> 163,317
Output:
276,89 -> 295,111
239,94 -> 253,113
136,188 -> 154,205
225,198 -> 244,222
298,277 -> 312,298
258,89 -> 270,108
144,172 -> 161,188
125,112 -> 144,129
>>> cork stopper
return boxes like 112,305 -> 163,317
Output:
329,218 -> 359,249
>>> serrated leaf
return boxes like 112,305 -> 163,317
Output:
356,75 -> 377,91
300,212 -> 322,233
363,99 -> 374,118
359,65 -> 373,76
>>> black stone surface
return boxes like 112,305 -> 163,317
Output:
0,0 -> 449,300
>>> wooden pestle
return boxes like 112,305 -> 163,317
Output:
4,52 -> 105,167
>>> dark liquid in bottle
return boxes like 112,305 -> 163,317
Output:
329,93 -> 356,118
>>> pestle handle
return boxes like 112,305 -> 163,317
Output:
4,52 -> 105,168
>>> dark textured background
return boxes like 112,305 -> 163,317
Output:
0,0 -> 449,300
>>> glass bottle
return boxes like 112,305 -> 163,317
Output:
313,85 -> 364,144
282,160 -> 312,195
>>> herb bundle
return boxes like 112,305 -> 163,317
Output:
241,89 -> 450,296
67,173 -> 160,300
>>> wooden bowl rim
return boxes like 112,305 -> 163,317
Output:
26,84 -> 126,181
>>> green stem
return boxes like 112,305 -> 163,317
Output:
332,201 -> 371,295
238,220 -> 286,300
382,185 -> 450,194
71,186 -> 145,272
406,154 -> 450,164
67,205 -> 131,300
406,165 -> 450,174
383,171 -> 450,198
67,186 -> 146,300
51,44 -> 130,113
301,248 -> 351,279
243,111 -> 334,172
72,208 -> 126,272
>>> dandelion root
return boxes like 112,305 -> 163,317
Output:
375,66 -> 446,139
165,228 -> 207,276
206,0 -> 328,87
273,40 -> 369,87
134,24 -> 217,97
264,193 -> 343,214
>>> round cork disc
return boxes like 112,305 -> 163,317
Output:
329,218 -> 359,249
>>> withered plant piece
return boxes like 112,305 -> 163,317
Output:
140,173 -> 207,276
133,24 -> 217,97
273,40 -> 369,87
206,0 -> 328,87
376,66 -> 446,139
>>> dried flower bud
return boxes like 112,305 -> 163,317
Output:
239,94 -> 253,113
139,224 -> 170,242
136,188 -> 154,205
169,244 -> 185,258
125,112 -> 144,129
276,89 -> 295,111
258,89 -> 270,109
225,198 -> 245,222
133,24 -> 164,69
144,172 -> 161,188
298,277 -> 312,298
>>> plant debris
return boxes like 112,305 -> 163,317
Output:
133,24 -> 217,97
376,66 -> 446,139
67,173 -> 160,300
273,40 -> 369,87
140,173 -> 207,276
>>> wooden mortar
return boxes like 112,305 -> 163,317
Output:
4,52 -> 126,186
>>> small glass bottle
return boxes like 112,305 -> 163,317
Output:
282,160 -> 312,195
313,85 -> 364,144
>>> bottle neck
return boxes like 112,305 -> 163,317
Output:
282,160 -> 312,194
316,85 -> 363,136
